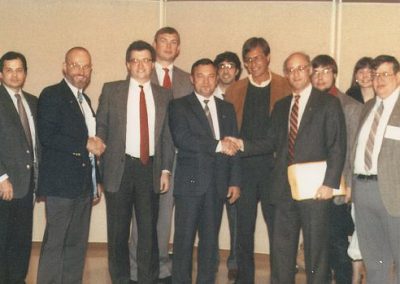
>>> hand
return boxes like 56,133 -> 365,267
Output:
160,172 -> 171,193
225,136 -> 244,151
314,185 -> 333,200
93,184 -> 103,206
0,179 -> 13,201
227,186 -> 240,204
221,137 -> 239,156
344,186 -> 352,203
87,136 -> 106,157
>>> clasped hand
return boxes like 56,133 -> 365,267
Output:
221,136 -> 244,156
87,136 -> 106,157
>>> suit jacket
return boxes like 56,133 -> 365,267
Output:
37,80 -> 95,198
245,88 -> 346,203
151,65 -> 193,99
96,79 -> 175,193
351,93 -> 400,216
224,72 -> 291,131
169,93 -> 241,199
0,85 -> 38,199
336,91 -> 362,187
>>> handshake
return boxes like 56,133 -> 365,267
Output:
221,136 -> 244,156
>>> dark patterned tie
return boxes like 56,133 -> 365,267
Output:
162,68 -> 172,89
204,100 -> 215,138
15,93 -> 33,157
139,85 -> 149,165
288,95 -> 300,164
364,101 -> 384,171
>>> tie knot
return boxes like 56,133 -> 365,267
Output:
204,99 -> 210,105
163,68 -> 169,74
15,93 -> 21,100
294,95 -> 300,101
77,91 -> 83,103
139,85 -> 144,90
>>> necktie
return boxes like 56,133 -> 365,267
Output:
162,68 -> 172,89
204,99 -> 215,138
288,95 -> 300,164
139,85 -> 149,165
364,101 -> 384,171
15,93 -> 33,156
77,91 -> 85,115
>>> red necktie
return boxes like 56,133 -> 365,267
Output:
162,68 -> 172,89
288,95 -> 300,164
139,85 -> 149,165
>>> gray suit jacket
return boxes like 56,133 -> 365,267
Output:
96,79 -> 175,193
0,84 -> 38,198
352,93 -> 400,216
337,91 -> 362,187
151,65 -> 193,99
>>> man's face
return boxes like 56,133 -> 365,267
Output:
217,61 -> 238,86
191,64 -> 218,98
372,62 -> 400,99
63,49 -> 92,89
311,65 -> 335,92
0,58 -> 27,92
126,50 -> 154,84
154,33 -> 180,63
243,46 -> 270,80
284,54 -> 312,94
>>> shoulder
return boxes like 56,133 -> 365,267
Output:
151,82 -> 173,99
227,78 -> 248,92
173,66 -> 190,78
271,72 -> 286,83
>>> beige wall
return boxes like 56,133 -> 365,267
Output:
1,0 -> 400,253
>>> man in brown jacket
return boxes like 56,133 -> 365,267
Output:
224,37 -> 290,284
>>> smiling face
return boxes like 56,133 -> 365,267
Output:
243,46 -> 270,83
284,53 -> 312,94
372,62 -> 400,99
63,48 -> 92,89
126,49 -> 154,84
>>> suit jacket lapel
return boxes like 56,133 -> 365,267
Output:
61,80 -> 87,126
216,99 -> 227,138
151,70 -> 159,86
188,93 -> 214,138
387,94 -> 400,126
297,90 -> 318,138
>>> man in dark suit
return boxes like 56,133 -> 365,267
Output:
224,37 -> 291,283
129,27 -> 192,284
311,55 -> 362,284
229,52 -> 346,283
96,40 -> 175,284
37,47 -> 105,284
169,58 -> 241,284
0,51 -> 38,284
351,55 -> 400,283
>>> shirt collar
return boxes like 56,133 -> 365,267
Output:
155,62 -> 173,73
64,78 -> 82,98
248,70 -> 272,87
129,77 -> 151,89
3,84 -> 22,97
195,92 -> 215,104
377,86 -> 400,108
296,83 -> 313,98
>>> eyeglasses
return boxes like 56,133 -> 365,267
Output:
372,72 -> 395,80
129,58 -> 153,65
218,63 -> 236,70
312,68 -> 332,77
244,54 -> 265,65
286,65 -> 309,74
67,63 -> 92,72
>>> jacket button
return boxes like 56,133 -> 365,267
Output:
82,163 -> 86,167
26,164 -> 31,169
26,150 -> 30,154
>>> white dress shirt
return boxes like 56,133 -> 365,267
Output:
125,78 -> 156,158
213,85 -> 224,100
354,87 -> 400,175
288,83 -> 313,130
0,86 -> 38,182
155,62 -> 173,86
195,93 -> 221,140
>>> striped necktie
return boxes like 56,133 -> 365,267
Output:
364,101 -> 384,171
288,95 -> 300,164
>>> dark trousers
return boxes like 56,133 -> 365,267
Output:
271,199 -> 331,284
236,161 -> 275,284
37,194 -> 92,284
328,203 -> 353,284
105,157 -> 159,284
216,200 -> 238,271
172,188 -> 223,284
0,187 -> 33,284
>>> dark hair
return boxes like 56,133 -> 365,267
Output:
311,54 -> 338,75
154,26 -> 180,44
191,58 -> 216,75
126,40 -> 156,63
371,55 -> 400,73
242,37 -> 270,59
0,51 -> 28,72
214,51 -> 242,80
350,57 -> 373,87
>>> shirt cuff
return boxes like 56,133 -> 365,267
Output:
0,174 -> 9,183
162,170 -> 171,175
216,141 -> 222,152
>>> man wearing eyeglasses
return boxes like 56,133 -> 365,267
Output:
310,55 -> 362,284
37,47 -> 105,284
351,55 -> 400,283
129,27 -> 192,284
224,37 -> 290,283
96,40 -> 175,284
